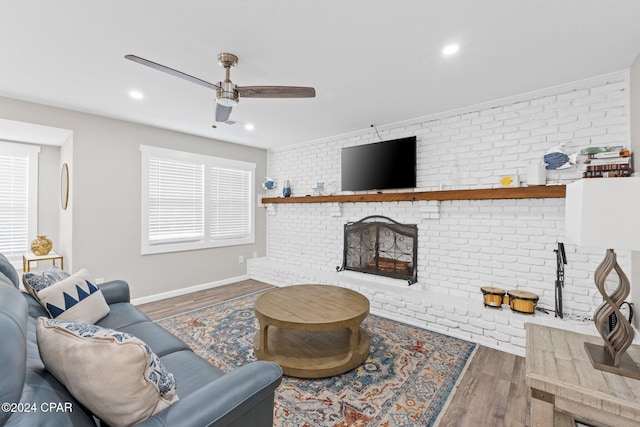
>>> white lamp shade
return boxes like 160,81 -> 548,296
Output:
565,178 -> 640,250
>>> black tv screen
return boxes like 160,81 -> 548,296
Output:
341,136 -> 417,191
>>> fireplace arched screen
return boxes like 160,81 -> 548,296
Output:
337,215 -> 417,285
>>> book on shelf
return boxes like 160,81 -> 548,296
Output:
585,149 -> 631,159
590,151 -> 624,159
583,169 -> 633,178
585,163 -> 632,172
583,150 -> 633,178
584,156 -> 633,166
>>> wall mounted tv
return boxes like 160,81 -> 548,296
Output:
341,136 -> 417,191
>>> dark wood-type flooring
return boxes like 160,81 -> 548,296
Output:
138,280 -> 530,426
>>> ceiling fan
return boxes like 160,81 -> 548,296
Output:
124,52 -> 316,123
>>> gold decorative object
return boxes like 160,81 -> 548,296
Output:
31,235 -> 53,256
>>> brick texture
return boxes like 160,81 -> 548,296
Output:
250,72 -> 633,355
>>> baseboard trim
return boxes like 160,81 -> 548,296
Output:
131,274 -> 250,306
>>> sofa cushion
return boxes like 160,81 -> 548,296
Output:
116,321 -> 191,357
35,268 -> 110,323
21,319 -> 97,427
96,301 -> 151,329
0,253 -> 19,289
22,265 -> 70,297
159,349 -> 225,397
0,283 -> 28,426
36,318 -> 179,427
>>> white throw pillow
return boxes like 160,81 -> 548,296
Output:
36,268 -> 110,324
36,318 -> 179,427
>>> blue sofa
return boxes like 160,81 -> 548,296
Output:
0,253 -> 282,426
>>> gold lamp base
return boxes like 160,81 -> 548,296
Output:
584,342 -> 640,380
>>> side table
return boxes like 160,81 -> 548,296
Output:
526,323 -> 640,427
23,251 -> 64,273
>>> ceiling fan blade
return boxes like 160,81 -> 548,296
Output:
236,86 -> 316,98
125,54 -> 220,91
215,103 -> 233,122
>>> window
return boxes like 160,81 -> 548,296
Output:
0,141 -> 40,267
140,145 -> 255,254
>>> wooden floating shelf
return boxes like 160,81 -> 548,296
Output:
261,185 -> 566,204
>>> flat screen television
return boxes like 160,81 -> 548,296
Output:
341,136 -> 417,191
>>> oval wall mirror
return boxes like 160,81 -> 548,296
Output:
60,163 -> 69,210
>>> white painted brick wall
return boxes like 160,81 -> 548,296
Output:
252,72 -> 633,355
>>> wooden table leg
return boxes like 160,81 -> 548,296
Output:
254,321 -> 272,359
348,324 -> 359,352
530,388 -> 555,427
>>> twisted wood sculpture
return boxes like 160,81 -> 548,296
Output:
584,249 -> 639,379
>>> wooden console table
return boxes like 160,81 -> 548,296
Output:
526,324 -> 640,427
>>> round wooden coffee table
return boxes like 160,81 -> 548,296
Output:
254,284 -> 370,378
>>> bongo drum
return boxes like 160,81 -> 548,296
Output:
507,290 -> 539,314
481,287 -> 505,308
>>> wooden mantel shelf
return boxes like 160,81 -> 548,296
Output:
262,185 -> 566,204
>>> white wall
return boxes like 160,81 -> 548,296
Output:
37,144 -> 62,247
0,96 -> 268,300
249,71 -> 632,355
58,135 -> 74,270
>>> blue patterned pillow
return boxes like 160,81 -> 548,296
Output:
36,318 -> 179,426
23,266 -> 70,296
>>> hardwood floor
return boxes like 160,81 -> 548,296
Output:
438,345 -> 530,427
138,280 -> 530,426
137,279 -> 273,321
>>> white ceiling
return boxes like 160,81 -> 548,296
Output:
2,1 -> 640,150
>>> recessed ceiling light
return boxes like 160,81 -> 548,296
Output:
129,90 -> 144,100
442,44 -> 460,56
244,123 -> 255,131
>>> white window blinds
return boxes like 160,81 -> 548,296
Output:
210,166 -> 252,241
148,157 -> 205,244
0,141 -> 40,266
141,145 -> 255,254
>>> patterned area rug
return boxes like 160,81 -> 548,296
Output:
156,290 -> 476,427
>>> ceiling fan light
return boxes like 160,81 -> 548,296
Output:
217,82 -> 239,106
217,97 -> 238,107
